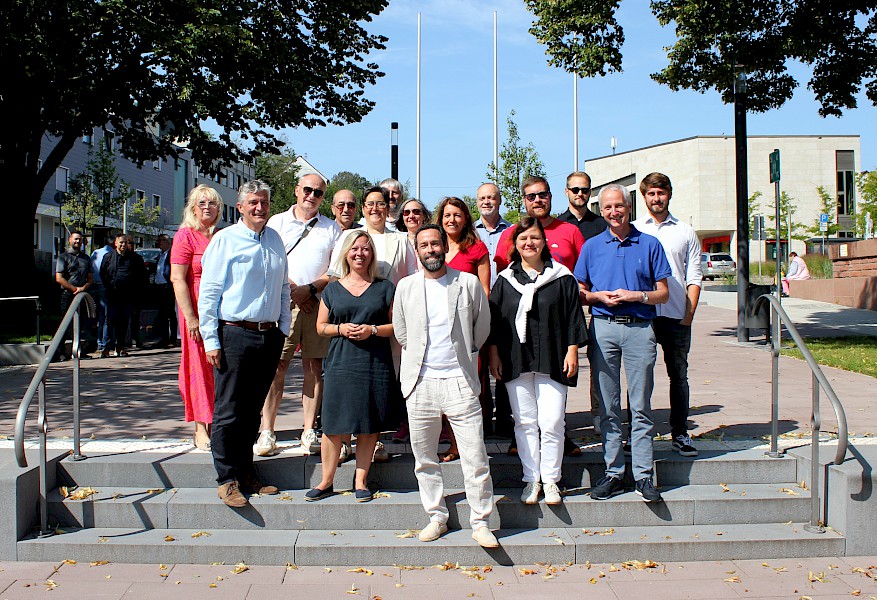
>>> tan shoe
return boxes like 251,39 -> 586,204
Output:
472,526 -> 499,548
241,474 -> 278,495
217,481 -> 247,508
418,521 -> 448,542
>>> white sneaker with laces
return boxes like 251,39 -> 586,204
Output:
543,482 -> 563,505
521,481 -> 542,504
338,442 -> 351,464
301,428 -> 319,455
253,430 -> 277,456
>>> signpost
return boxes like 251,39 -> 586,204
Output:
820,213 -> 829,254
770,149 -> 782,306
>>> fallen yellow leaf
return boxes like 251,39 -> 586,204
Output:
724,576 -> 741,583
808,570 -> 826,583
347,568 -> 373,576
231,563 -> 249,575
191,531 -> 211,538
164,535 -> 176,542
68,486 -> 98,500
90,561 -> 109,566
394,530 -> 418,539
61,559 -> 76,565
518,568 -> 538,575
209,583 -> 217,588
779,488 -> 800,496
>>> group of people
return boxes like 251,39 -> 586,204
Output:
158,167 -> 706,550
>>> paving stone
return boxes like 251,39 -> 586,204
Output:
123,581 -> 251,599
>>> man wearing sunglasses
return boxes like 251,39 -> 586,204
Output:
257,173 -> 341,457
331,189 -> 362,231
559,171 -> 607,242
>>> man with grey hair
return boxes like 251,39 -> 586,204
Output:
573,184 -> 671,504
199,180 -> 291,507
379,177 -> 403,231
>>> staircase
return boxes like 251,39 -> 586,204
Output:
15,441 -> 845,565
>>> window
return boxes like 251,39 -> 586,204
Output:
152,159 -> 162,171
837,150 -> 856,216
34,220 -> 39,249
153,194 -> 161,208
56,167 -> 69,192
103,130 -> 115,152
222,205 -> 228,222
83,133 -> 92,145
136,189 -> 146,204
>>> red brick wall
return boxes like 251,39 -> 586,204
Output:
829,239 -> 877,278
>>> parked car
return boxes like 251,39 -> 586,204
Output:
135,248 -> 161,285
701,252 -> 736,280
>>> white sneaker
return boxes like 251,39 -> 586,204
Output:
372,440 -> 390,463
338,442 -> 351,464
521,481 -> 542,504
543,482 -> 563,505
253,430 -> 277,456
301,428 -> 319,455
471,526 -> 499,548
418,521 -> 448,542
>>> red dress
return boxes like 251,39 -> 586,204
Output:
171,227 -> 214,423
447,239 -> 489,276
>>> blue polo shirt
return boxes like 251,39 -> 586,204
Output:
573,225 -> 672,320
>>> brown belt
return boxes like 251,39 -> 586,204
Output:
220,320 -> 277,332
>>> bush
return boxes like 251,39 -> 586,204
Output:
803,254 -> 832,279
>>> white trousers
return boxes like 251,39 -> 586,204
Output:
505,372 -> 568,484
407,376 -> 494,528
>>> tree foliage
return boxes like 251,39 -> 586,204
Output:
63,144 -> 131,232
257,144 -> 301,217
486,110 -> 546,216
805,186 -> 842,238
855,170 -> 877,237
525,0 -> 877,115
2,0 -> 388,296
755,190 -> 808,242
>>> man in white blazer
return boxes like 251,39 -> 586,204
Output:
393,224 -> 498,548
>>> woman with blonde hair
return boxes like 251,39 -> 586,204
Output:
170,184 -> 222,450
309,230 -> 399,502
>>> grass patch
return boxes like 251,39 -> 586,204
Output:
781,336 -> 877,378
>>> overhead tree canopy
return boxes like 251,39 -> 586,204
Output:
1,0 -> 388,296
525,0 -> 877,115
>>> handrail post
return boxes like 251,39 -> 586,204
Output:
72,310 -> 85,461
36,380 -> 52,538
804,372 -> 825,533
35,298 -> 42,344
766,302 -> 782,458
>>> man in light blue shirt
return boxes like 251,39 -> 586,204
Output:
89,237 -> 113,352
198,180 -> 291,508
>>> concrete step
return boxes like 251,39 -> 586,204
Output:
56,447 -> 799,490
17,523 -> 845,565
48,483 -> 812,532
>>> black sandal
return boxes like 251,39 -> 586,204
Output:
304,486 -> 334,502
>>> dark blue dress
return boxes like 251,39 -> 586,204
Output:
321,278 -> 399,435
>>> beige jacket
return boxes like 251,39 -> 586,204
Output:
392,267 -> 490,398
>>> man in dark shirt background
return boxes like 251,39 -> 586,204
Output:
100,233 -> 146,357
55,230 -> 93,360
558,171 -> 607,241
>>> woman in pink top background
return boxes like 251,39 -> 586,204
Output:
170,184 -> 221,451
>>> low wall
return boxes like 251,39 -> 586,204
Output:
830,238 -> 877,278
790,278 -> 877,311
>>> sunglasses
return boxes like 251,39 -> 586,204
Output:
403,208 -> 423,216
334,202 -> 356,210
523,191 -> 551,202
300,186 -> 325,198
567,186 -> 591,195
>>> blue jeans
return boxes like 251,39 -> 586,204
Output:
89,284 -> 109,350
652,317 -> 692,438
589,317 -> 657,481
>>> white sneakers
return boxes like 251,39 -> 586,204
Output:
338,442 -> 351,464
372,440 -> 390,463
253,430 -> 278,457
301,428 -> 319,454
418,521 -> 448,542
543,483 -> 563,505
521,481 -> 563,504
471,526 -> 499,548
521,482 -> 542,504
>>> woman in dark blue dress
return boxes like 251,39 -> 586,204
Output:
309,230 -> 398,502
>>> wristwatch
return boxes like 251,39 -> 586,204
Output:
641,291 -> 649,303
371,324 -> 378,337
307,283 -> 318,297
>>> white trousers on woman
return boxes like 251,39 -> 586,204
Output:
505,372 -> 568,484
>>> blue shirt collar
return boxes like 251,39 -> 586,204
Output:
600,224 -> 642,244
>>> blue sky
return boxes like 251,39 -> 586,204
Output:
281,0 -> 876,209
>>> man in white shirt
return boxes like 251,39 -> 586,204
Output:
393,224 -> 498,548
632,173 -> 703,457
256,173 -> 341,456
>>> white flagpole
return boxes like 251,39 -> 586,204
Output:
573,74 -> 579,170
493,11 -> 498,178
416,13 -> 422,200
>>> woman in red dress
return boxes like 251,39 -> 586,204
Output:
170,184 -> 221,451
433,197 -> 491,460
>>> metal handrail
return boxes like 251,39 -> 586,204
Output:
0,296 -> 42,342
754,293 -> 849,533
14,292 -> 94,537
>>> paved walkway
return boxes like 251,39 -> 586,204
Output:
2,289 -> 876,597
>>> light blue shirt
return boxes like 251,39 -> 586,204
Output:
474,217 -> 512,285
155,250 -> 169,285
90,245 -> 112,285
198,221 -> 291,353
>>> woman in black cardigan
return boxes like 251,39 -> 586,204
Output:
489,217 -> 588,506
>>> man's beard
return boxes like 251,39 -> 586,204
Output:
420,253 -> 445,272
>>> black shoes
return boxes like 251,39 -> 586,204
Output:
590,475 -> 624,500
635,476 -> 663,503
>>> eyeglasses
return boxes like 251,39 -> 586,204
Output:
197,201 -> 219,208
364,201 -> 388,209
523,191 -> 551,202
300,186 -> 325,198
334,202 -> 356,210
567,186 -> 591,195
402,208 -> 423,216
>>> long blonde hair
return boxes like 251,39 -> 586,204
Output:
335,230 -> 379,279
180,184 -> 222,232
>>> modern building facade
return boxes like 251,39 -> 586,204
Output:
584,135 -> 862,261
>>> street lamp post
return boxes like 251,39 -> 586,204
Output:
734,66 -> 750,343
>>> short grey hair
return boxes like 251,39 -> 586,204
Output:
238,179 -> 271,204
379,178 -> 403,193
597,184 -> 631,208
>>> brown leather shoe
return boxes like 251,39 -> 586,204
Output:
217,480 -> 248,507
241,474 -> 278,495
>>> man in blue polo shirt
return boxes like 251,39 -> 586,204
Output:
573,184 -> 671,503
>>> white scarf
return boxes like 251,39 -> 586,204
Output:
498,262 -> 572,343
